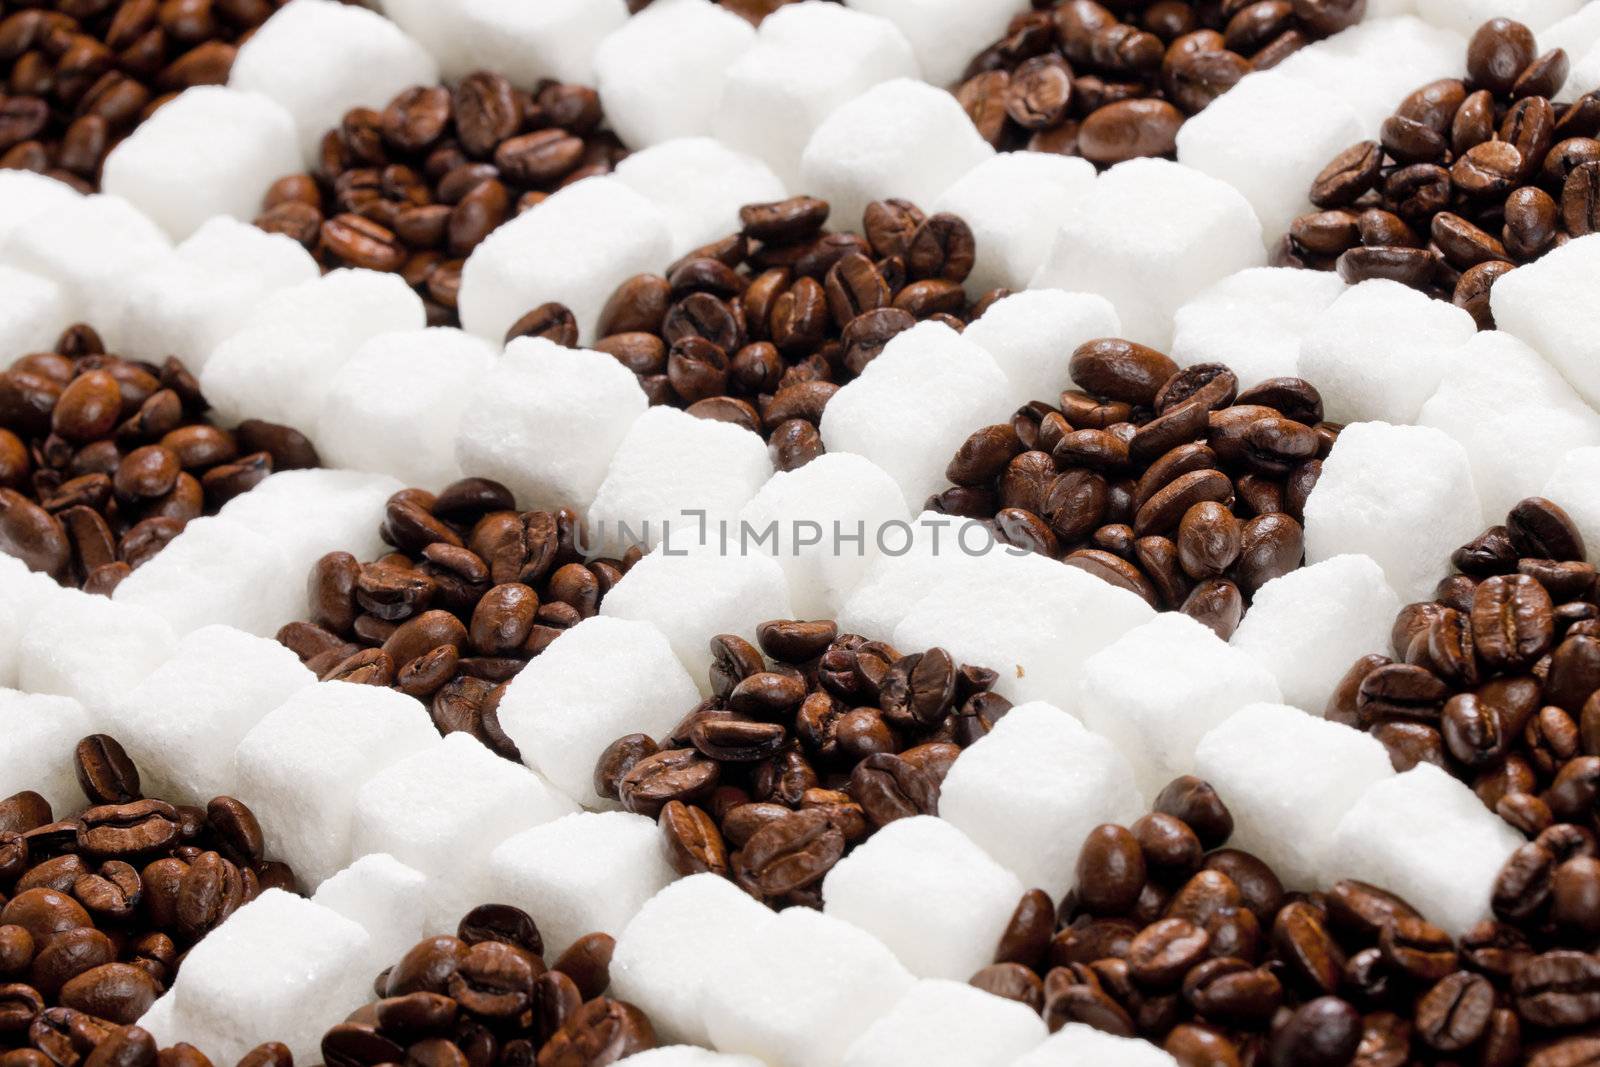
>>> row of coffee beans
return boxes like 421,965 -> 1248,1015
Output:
594,620 -> 1005,909
0,325 -> 317,593
517,195 -> 1001,470
255,70 -> 627,328
936,347 -> 1327,638
1329,495 -> 1598,839
955,0 -> 1364,165
1283,18 -> 1600,328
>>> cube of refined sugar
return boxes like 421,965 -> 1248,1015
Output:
201,268 -> 426,428
134,993 -> 176,1048
822,816 -> 1023,981
233,681 -> 439,887
488,810 -> 677,957
1176,70 -> 1365,243
599,548 -> 794,692
962,289 -> 1121,408
454,338 -> 647,512
1303,422 -> 1485,603
496,616 -> 699,808
228,0 -> 438,161
613,138 -> 786,258
1194,703 -> 1394,888
1544,447 -> 1600,561
595,1 -> 756,148
218,469 -> 402,578
18,592 -> 176,720
703,906 -> 915,1067
1544,7 -> 1600,100
1297,280 -> 1476,425
1331,763 -> 1526,937
933,153 -> 1098,295
459,177 -> 674,345
312,853 -> 430,978
938,702 -> 1143,898
611,874 -> 777,1047
799,78 -> 993,229
1492,235 -> 1600,410
1229,554 -> 1400,712
736,452 -> 910,620
1273,18 -> 1467,134
615,1052 -> 765,1067
0,602 -> 15,690
837,511 -> 1000,642
377,0 -> 474,81
1010,1024 -> 1177,1067
846,0 -> 1028,86
102,87 -> 300,241
351,732 -> 577,931
1077,613 -> 1284,799
454,0 -> 628,87
841,979 -> 1046,1067
113,517 -> 299,639
821,321 -> 1013,508
0,552 -> 69,626
587,407 -> 773,555
0,689 -> 95,816
316,327 -> 498,488
165,890 -> 372,1066
712,2 -> 919,188
1031,159 -> 1265,349
0,171 -> 80,247
1417,0 -> 1582,37
111,624 -> 314,805
1563,41 -> 1600,105
0,266 -> 75,360
1170,267 -> 1347,390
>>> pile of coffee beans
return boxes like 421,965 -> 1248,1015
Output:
1328,496 -> 1600,838
955,0 -> 1364,166
255,71 -> 627,328
518,195 -> 1001,472
276,478 -> 634,758
1283,18 -> 1600,328
594,619 -> 1008,908
0,324 -> 318,593
0,735 -> 297,1047
935,344 -> 1329,639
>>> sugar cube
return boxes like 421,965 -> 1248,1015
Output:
1169,267 -> 1347,390
1194,702 -> 1394,888
611,874 -> 777,1047
1271,17 -> 1467,135
961,289 -> 1121,408
836,510 -> 1001,642
113,517 -> 299,639
134,993 -> 176,1048
1544,447 -> 1600,561
0,265 -> 75,360
1229,554 -> 1400,712
1303,422 -> 1485,602
1492,234 -> 1600,411
1009,1024 -> 1177,1067
613,138 -> 787,258
316,327 -> 498,489
932,153 -> 1098,295
377,0 -> 474,81
218,468 -> 402,578
0,552 -> 68,627
1563,40 -> 1600,105
0,689 -> 95,816
1417,0 -> 1583,37
312,853 -> 430,977
841,979 -> 1046,1067
0,601 -> 15,690
615,1052 -> 765,1067
454,337 -> 647,512
1544,7 -> 1600,101
823,816 -> 1023,981
0,171 -> 80,247
488,810 -> 677,957
1031,158 -> 1265,349
845,0 -> 1027,86
495,616 -> 700,809
18,591 -> 176,720
453,0 -> 628,87
232,681 -> 439,887
701,906 -> 915,1067
228,0 -> 439,160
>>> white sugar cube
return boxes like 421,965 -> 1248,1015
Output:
1031,159 -> 1265,349
1492,235 -> 1600,411
713,2 -> 919,188
377,0 -> 474,81
113,517 -> 298,639
736,451 -> 910,620
1544,447 -> 1600,561
0,266 -> 75,360
1077,613 -> 1284,799
1170,267 -> 1347,390
939,702 -> 1143,899
962,289 -> 1121,408
0,601 -> 15,690
823,816 -> 1023,981
837,510 -> 1000,642
933,153 -> 1098,295
1331,763 -> 1526,937
596,1 -> 756,148
454,0 -> 628,87
0,553 -> 69,627
316,327 -> 498,489
102,87 -> 299,241
702,907 -> 914,1067
1176,70 -> 1365,244
612,874 -> 777,1047
112,624 -> 314,805
489,810 -> 677,957
1229,554 -> 1400,712
614,138 -> 786,258
201,268 -> 426,428
496,616 -> 700,809
616,1052 -> 766,1067
0,689 -> 94,817
18,592 -> 176,720
0,171 -> 81,247
233,681 -> 439,887
1304,422 -> 1485,602
799,78 -> 993,229
1010,1025 -> 1177,1067
846,0 -> 1027,86
1417,0 -> 1582,37
599,548 -> 794,692
1272,17 -> 1467,134
821,321 -> 1013,508
134,994 -> 176,1048
842,979 -> 1046,1067
229,0 -> 438,161
454,337 -> 647,512
218,468 -> 403,578
1194,703 -> 1394,889
1563,41 -> 1600,105
1544,8 -> 1600,100
312,853 -> 430,978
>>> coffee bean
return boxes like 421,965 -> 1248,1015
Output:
72,737 -> 139,807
